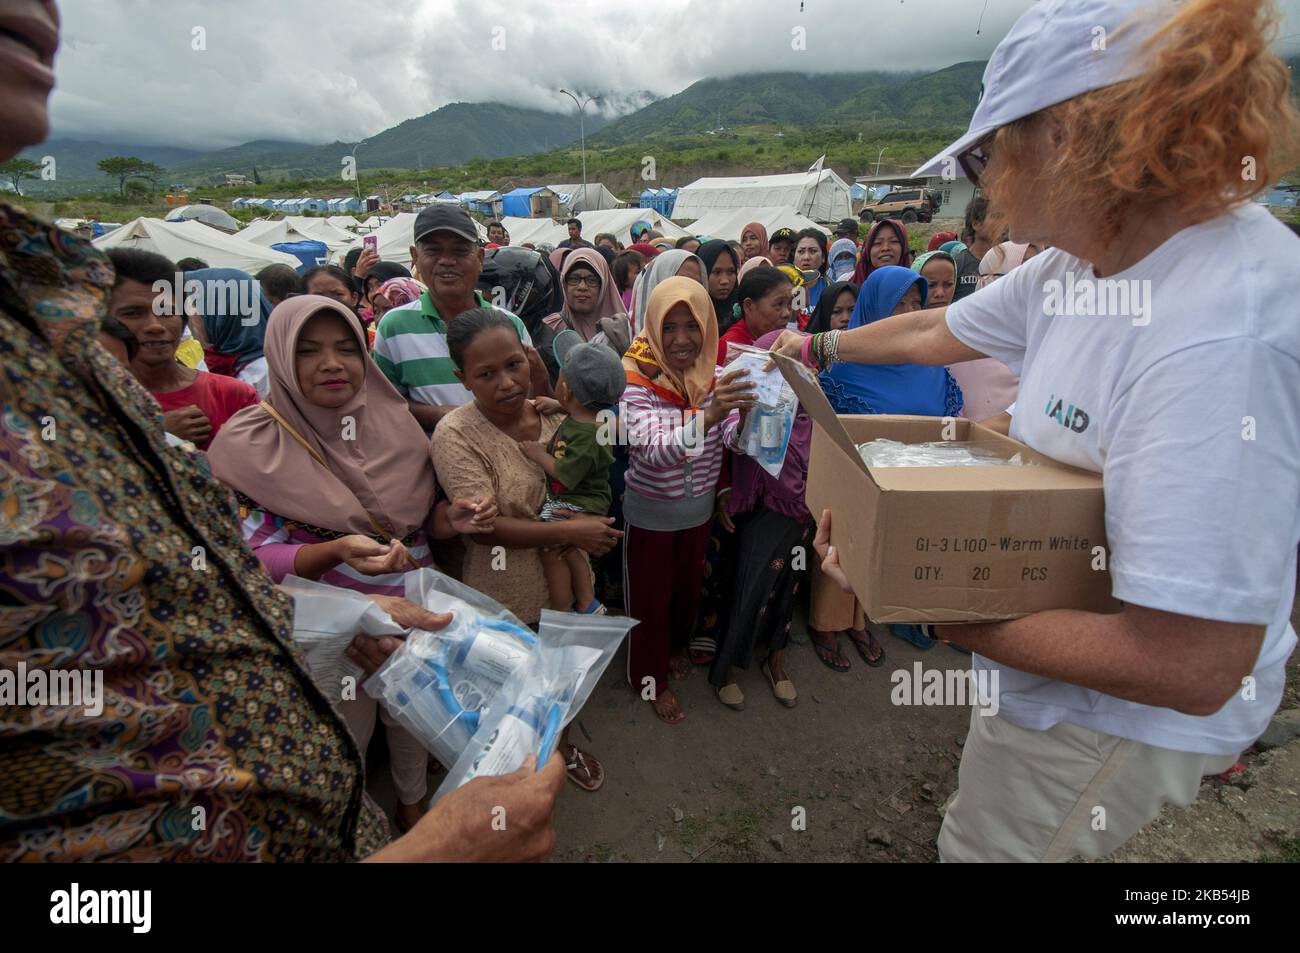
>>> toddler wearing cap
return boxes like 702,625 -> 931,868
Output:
518,330 -> 626,614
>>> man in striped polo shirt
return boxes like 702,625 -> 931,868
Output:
373,204 -> 541,430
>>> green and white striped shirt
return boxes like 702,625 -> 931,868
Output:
371,291 -> 531,407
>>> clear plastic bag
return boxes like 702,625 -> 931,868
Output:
725,342 -> 800,478
856,439 -> 1034,468
364,569 -> 540,769
432,609 -> 635,800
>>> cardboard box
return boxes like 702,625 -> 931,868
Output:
774,354 -> 1119,623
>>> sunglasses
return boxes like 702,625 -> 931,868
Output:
957,133 -> 994,187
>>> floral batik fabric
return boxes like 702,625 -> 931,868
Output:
0,203 -> 387,861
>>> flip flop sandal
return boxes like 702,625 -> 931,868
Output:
564,746 -> 604,792
761,660 -> 797,708
847,628 -> 886,668
809,631 -> 851,672
688,635 -> 716,665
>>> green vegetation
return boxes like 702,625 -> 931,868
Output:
0,157 -> 42,194
96,156 -> 163,195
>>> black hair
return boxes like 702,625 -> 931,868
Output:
301,264 -> 358,300
737,266 -> 793,312
256,263 -> 303,304
611,251 -> 644,295
793,228 -> 828,273
99,314 -> 139,362
674,235 -> 698,249
108,248 -> 176,288
446,307 -> 519,370
488,221 -> 505,231
964,196 -> 989,236
175,257 -> 208,272
566,218 -> 581,229
594,232 -> 617,246
342,247 -> 363,274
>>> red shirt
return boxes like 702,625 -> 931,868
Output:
153,371 -> 260,450
717,320 -> 756,365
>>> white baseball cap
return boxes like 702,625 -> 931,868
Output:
913,0 -> 1175,179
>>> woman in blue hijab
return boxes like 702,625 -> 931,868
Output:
820,265 -> 963,417
187,267 -> 274,394
188,268 -> 272,366
814,265 -> 964,657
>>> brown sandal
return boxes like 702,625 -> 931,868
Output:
564,744 -> 604,791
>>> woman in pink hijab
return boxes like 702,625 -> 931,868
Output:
739,222 -> 770,262
210,295 -> 496,833
536,247 -> 631,383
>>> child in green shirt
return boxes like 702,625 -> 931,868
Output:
519,330 -> 626,614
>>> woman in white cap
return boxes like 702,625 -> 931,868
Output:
778,0 -> 1300,861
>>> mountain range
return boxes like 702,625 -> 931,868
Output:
21,55 -> 1294,196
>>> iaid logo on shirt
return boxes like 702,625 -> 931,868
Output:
1044,393 -> 1090,433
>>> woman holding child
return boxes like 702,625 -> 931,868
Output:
430,308 -> 623,789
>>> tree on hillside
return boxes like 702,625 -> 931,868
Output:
97,156 -> 164,195
252,167 -> 262,185
0,157 -> 42,195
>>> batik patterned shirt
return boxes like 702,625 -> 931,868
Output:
0,203 -> 386,861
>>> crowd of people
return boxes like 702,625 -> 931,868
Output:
2,0 -> 1298,864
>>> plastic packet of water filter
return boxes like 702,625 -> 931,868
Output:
856,439 -> 1035,468
432,610 -> 636,800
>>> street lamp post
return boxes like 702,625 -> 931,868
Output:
559,89 -> 600,211
875,147 -> 888,177
350,141 -> 366,203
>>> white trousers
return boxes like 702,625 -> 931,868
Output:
938,707 -> 1240,862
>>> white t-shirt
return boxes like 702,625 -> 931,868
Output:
945,202 -> 1299,756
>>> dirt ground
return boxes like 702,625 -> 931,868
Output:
368,574 -> 1300,863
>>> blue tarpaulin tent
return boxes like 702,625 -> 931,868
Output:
501,187 -> 546,217
271,240 -> 330,272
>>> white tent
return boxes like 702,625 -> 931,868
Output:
547,183 -> 624,214
672,170 -> 852,223
327,215 -> 362,232
238,217 -> 358,253
499,209 -> 685,249
500,216 -> 560,247
679,206 -> 829,243
164,204 -> 240,232
576,208 -> 687,246
366,212 -> 489,266
94,218 -> 301,273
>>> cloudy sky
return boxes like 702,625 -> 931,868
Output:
50,0 -> 1300,150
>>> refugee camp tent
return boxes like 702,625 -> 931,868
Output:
328,197 -> 364,213
678,206 -> 828,243
638,187 -> 678,217
499,216 -> 559,247
299,198 -> 330,213
548,183 -> 623,214
458,191 -> 503,218
366,212 -> 489,266
94,218 -> 301,273
499,208 -> 687,248
238,217 -> 358,254
671,169 -> 852,222
575,208 -> 688,246
501,187 -> 560,218
163,204 -> 240,232
327,215 -> 361,231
